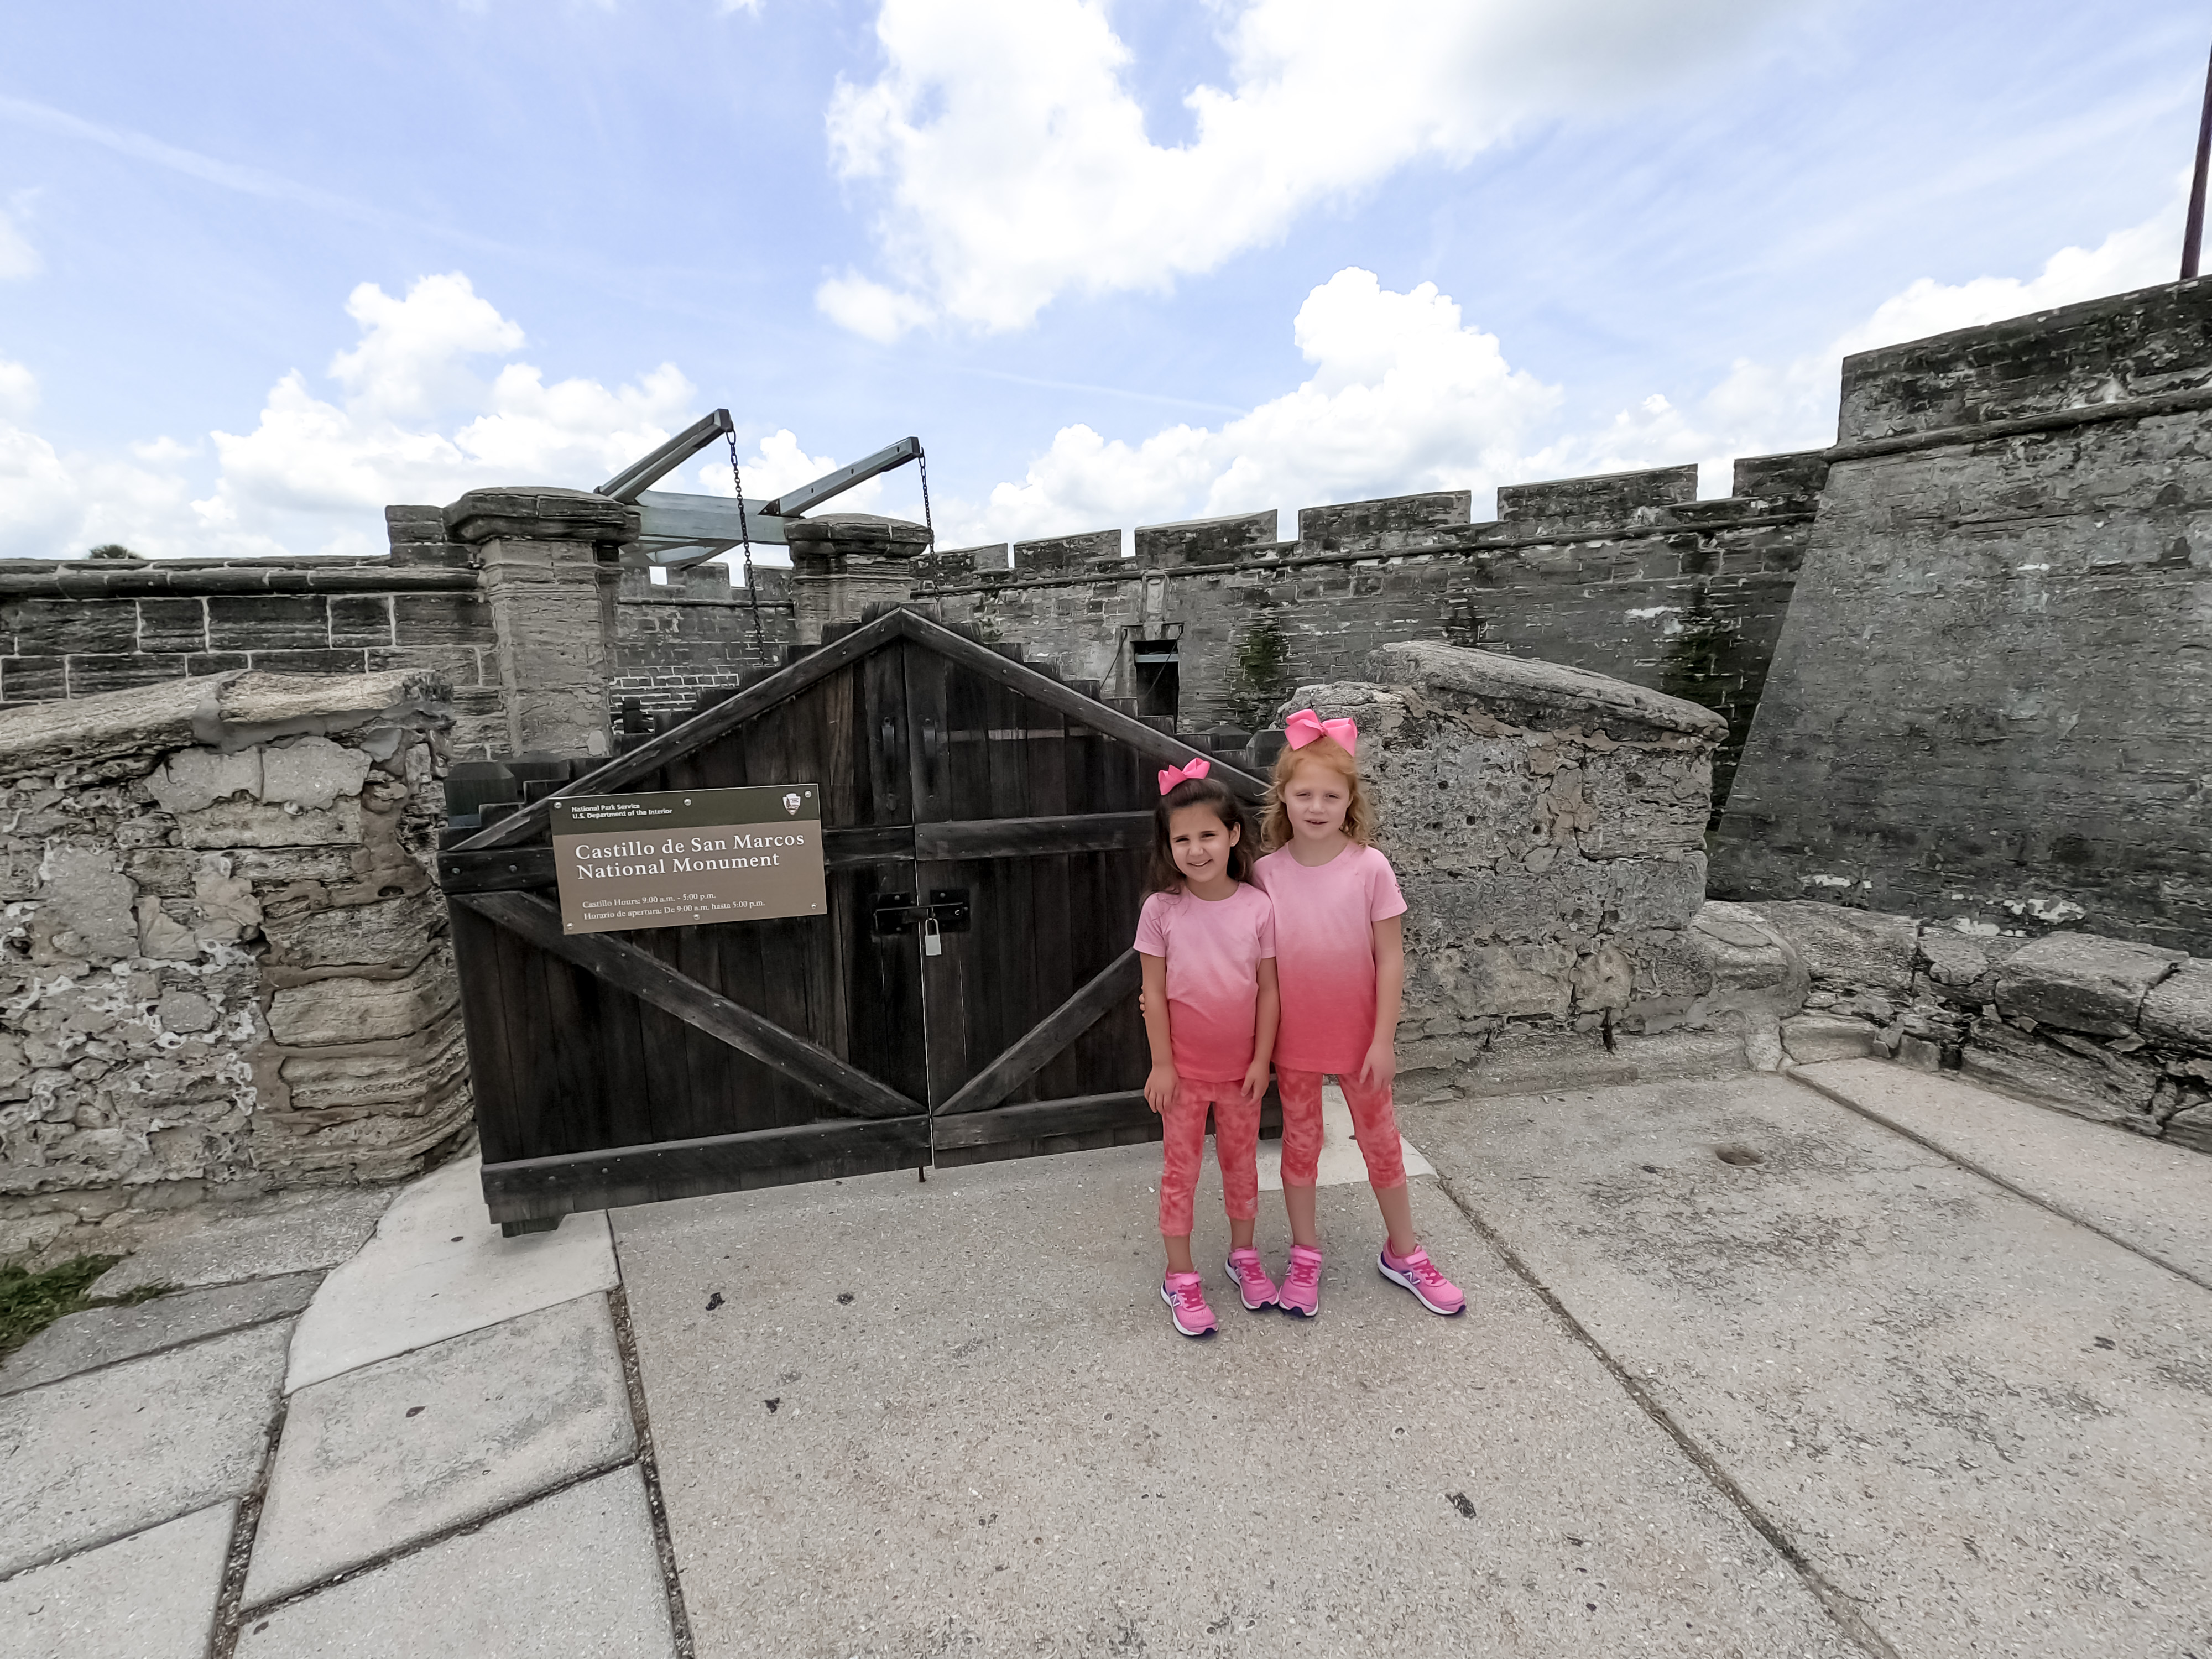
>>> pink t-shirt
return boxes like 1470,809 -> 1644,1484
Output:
1251,843 -> 1407,1072
1133,883 -> 1277,1084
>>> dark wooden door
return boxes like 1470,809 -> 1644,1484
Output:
441,606 -> 1265,1224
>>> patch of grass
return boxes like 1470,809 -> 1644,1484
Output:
0,1255 -> 170,1359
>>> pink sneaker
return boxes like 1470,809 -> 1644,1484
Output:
1379,1244 -> 1465,1316
1279,1245 -> 1322,1319
1224,1248 -> 1278,1311
1161,1271 -> 1217,1338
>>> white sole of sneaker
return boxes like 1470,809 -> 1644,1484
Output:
1160,1280 -> 1215,1338
1376,1254 -> 1465,1316
1224,1260 -> 1277,1312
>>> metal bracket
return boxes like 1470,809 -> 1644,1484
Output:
870,889 -> 972,937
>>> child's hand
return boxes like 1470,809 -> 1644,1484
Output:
1240,1055 -> 1270,1103
1359,1037 -> 1396,1090
1144,1063 -> 1178,1116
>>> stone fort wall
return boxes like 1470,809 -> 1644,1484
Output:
1710,279 -> 2212,953
912,450 -> 1825,817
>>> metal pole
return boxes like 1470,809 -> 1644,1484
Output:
2183,41 -> 2212,279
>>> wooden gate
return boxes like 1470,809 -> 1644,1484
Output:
439,604 -> 1269,1227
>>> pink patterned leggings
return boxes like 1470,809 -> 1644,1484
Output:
1276,1067 -> 1407,1191
1156,1081 -> 1261,1237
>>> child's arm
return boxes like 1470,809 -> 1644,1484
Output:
1360,916 -> 1405,1089
1243,958 -> 1280,1103
1139,952 -> 1177,1114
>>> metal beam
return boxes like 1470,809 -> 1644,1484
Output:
762,436 -> 921,517
634,492 -> 787,546
597,409 -> 734,503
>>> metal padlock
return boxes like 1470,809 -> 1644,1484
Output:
922,916 -> 943,957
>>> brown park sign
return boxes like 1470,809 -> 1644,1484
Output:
551,785 -> 826,934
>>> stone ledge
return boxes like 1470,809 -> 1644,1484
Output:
1364,640 -> 1728,742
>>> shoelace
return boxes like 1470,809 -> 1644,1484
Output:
1397,1252 -> 1444,1286
1287,1256 -> 1321,1287
1171,1281 -> 1208,1311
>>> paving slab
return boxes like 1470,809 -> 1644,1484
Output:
247,1292 -> 634,1606
1398,1074 -> 2212,1657
1255,1077 -> 1435,1191
615,1147 -> 1857,1659
1792,1057 -> 2212,1284
234,1467 -> 674,1659
93,1187 -> 393,1296
0,1319 -> 285,1577
283,1155 -> 617,1393
2,1271 -> 320,1397
0,1501 -> 234,1659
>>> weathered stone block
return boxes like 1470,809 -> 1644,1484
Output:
1916,927 -> 2027,1005
34,846 -> 139,963
1749,901 -> 1917,995
2139,958 -> 2212,1050
2167,1101 -> 2212,1155
4,597 -> 138,654
1993,932 -> 2185,1037
278,1021 -> 467,1113
259,736 -> 372,810
1685,902 -> 1807,1020
327,595 -> 394,646
1960,1017 -> 2163,1128
1781,1012 -> 1882,1064
206,596 -> 329,652
137,597 -> 209,654
175,798 -> 363,849
262,891 -> 445,970
62,654 -> 195,696
148,748 -> 262,815
266,952 -> 457,1047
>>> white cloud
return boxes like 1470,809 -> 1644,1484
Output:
825,0 -> 1802,333
0,273 -> 708,559
0,356 -> 36,421
327,273 -> 524,419
815,273 -> 935,343
948,207 -> 2185,546
953,267 -> 1558,542
1686,195 -> 2184,464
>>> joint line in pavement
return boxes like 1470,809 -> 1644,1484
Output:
1782,1067 -> 2212,1297
1430,1170 -> 1904,1659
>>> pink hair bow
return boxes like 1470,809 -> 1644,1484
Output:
1157,756 -> 1211,794
1283,708 -> 1358,755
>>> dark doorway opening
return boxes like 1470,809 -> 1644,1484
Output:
1132,639 -> 1180,727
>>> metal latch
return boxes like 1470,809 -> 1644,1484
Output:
870,890 -> 971,937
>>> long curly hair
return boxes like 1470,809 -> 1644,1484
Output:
1261,734 -> 1374,851
1147,775 -> 1258,894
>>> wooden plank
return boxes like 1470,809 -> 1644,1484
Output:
450,890 -> 921,1120
911,812 -> 1148,862
448,899 -> 528,1164
481,1117 -> 932,1222
931,1089 -> 1154,1150
451,606 -> 910,851
935,949 -> 1142,1117
891,608 -> 1269,799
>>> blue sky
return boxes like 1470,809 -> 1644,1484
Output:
0,1 -> 2203,563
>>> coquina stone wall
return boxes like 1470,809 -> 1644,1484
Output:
918,453 -> 1824,816
1733,902 -> 2212,1152
0,670 -> 468,1264
1713,279 -> 2212,952
1279,642 -> 1768,1098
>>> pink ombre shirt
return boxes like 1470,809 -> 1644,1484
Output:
1251,843 -> 1406,1072
1133,883 -> 1276,1084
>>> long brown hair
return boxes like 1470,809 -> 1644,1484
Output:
1261,735 -> 1375,851
1147,775 -> 1257,894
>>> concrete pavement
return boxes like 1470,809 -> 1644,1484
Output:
2,1059 -> 2206,1656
